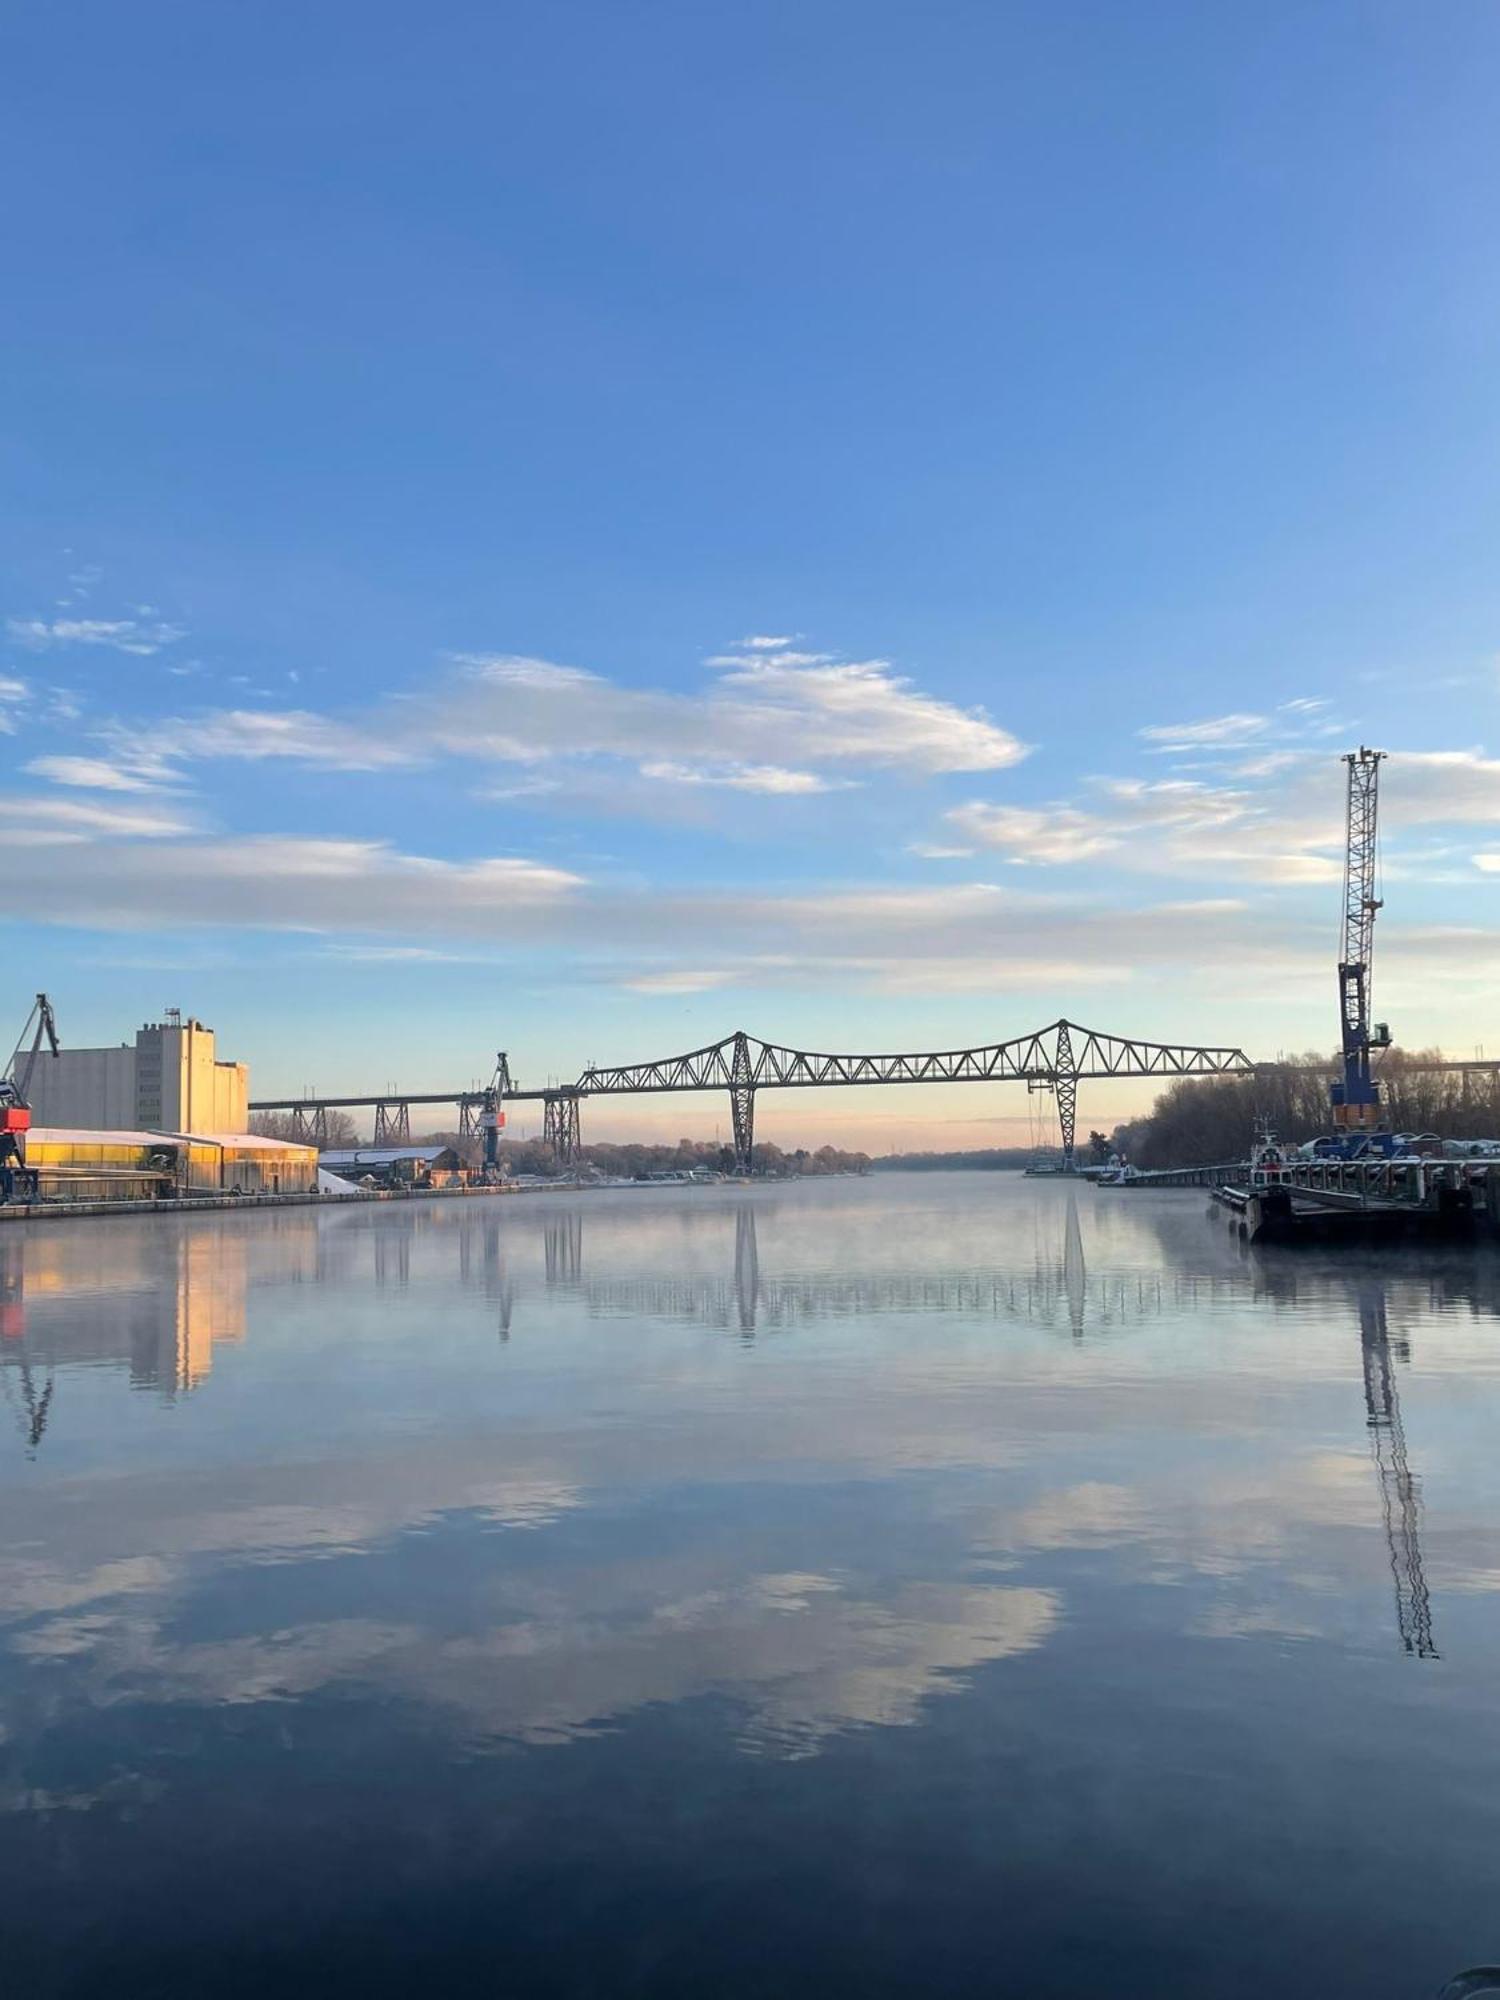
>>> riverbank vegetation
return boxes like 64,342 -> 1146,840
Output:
1110,1050 -> 1500,1168
427,1132 -> 872,1178
871,1148 -> 1035,1171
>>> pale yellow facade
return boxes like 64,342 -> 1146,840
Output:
133,1018 -> 248,1133
24,1128 -> 317,1198
26,1016 -> 249,1136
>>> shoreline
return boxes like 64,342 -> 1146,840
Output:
0,1184 -> 524,1225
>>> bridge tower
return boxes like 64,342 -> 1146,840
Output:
729,1030 -> 755,1175
1054,1020 -> 1078,1172
374,1100 -> 410,1146
543,1090 -> 582,1168
289,1102 -> 328,1148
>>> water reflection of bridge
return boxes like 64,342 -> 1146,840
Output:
548,1197 -> 1253,1341
0,1201 -> 1482,1666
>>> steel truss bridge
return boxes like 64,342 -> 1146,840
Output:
250,1017 -> 1500,1173
252,1016 -> 1257,1171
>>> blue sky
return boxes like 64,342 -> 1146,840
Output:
3,1 -> 1498,1145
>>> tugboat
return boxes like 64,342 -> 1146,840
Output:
1248,1130 -> 1292,1191
1210,1125 -> 1298,1239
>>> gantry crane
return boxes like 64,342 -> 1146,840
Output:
1330,748 -> 1392,1131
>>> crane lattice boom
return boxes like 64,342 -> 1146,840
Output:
1333,748 -> 1388,1127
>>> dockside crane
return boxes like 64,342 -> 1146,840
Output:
479,1051 -> 511,1178
0,994 -> 60,1200
2,992 -> 60,1112
1330,748 -> 1392,1131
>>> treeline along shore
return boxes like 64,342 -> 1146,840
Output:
873,1148 -> 1036,1172
251,1115 -> 872,1180
1112,1049 -> 1500,1169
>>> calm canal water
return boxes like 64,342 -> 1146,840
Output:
4,1174 -> 1500,1998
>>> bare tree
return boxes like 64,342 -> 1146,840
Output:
249,1108 -> 358,1146
1112,1049 -> 1500,1167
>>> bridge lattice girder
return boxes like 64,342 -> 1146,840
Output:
578,1018 -> 1255,1096
249,1042 -> 1492,1121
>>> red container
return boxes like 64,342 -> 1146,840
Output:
0,1106 -> 31,1134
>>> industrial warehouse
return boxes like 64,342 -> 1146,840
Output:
1,1002 -> 318,1208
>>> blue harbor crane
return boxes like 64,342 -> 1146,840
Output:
1330,748 -> 1392,1133
478,1051 -> 511,1178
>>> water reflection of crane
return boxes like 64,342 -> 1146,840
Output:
460,1216 -> 514,1339
1357,1282 -> 1437,1659
0,1239 -> 52,1451
2,1353 -> 54,1453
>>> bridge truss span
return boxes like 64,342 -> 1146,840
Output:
580,1019 -> 1255,1095
254,1018 -> 1260,1179
579,1019 -> 1256,1172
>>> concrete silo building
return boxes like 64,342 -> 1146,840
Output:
25,1013 -> 249,1136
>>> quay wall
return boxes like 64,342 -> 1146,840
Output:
0,1184 -> 523,1226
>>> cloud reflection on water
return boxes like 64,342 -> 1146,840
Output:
2,1180 -> 1498,1773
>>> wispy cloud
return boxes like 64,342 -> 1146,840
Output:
45,687 -> 83,723
639,760 -> 851,795
24,753 -> 183,793
703,645 -> 1027,773
947,801 -> 1125,865
1387,750 -> 1500,825
322,944 -> 493,964
0,835 -> 582,934
0,796 -> 196,839
621,970 -> 733,995
438,646 -> 1025,778
948,777 -> 1268,869
1137,699 -> 1347,762
1138,712 -> 1270,752
7,615 -> 186,656
89,640 -> 1026,797
106,707 -> 412,773
942,750 -> 1500,886
11,814 -> 1495,1020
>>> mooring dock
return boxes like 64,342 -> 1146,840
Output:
1211,1153 -> 1500,1243
1099,1163 -> 1242,1189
